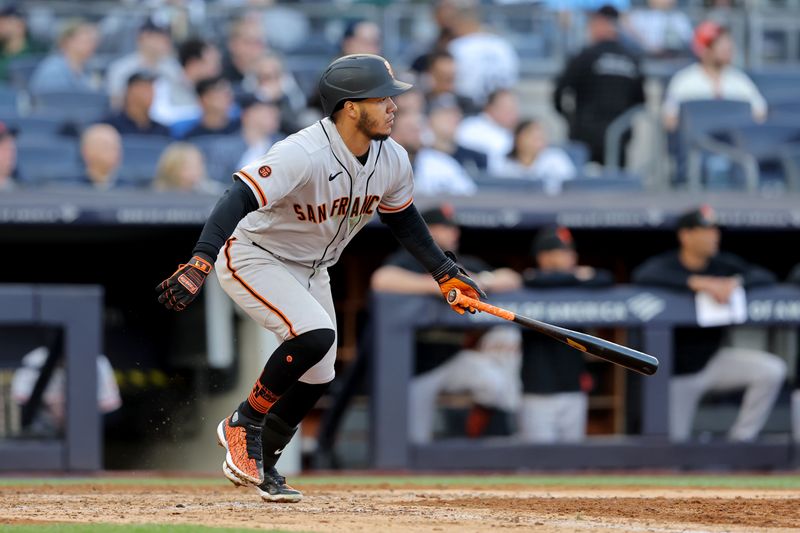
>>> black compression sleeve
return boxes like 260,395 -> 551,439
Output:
192,179 -> 259,262
378,204 -> 456,279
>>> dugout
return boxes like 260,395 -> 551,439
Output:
0,189 -> 799,470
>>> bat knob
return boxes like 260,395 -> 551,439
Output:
447,288 -> 459,304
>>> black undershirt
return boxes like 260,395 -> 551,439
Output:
356,147 -> 369,166
192,179 -> 258,262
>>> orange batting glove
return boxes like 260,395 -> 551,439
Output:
435,252 -> 486,314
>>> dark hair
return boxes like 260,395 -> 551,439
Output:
178,38 -> 209,67
342,19 -> 366,40
331,97 -> 366,120
195,75 -> 227,97
426,50 -> 454,69
485,88 -> 512,108
507,119 -> 539,159
594,5 -> 620,21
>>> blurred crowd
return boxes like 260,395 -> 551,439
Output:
0,0 -> 796,194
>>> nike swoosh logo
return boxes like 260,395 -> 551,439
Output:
328,171 -> 342,181
274,448 -> 284,455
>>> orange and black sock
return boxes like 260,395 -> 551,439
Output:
237,328 -> 335,422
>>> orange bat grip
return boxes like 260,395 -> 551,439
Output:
447,288 -> 515,321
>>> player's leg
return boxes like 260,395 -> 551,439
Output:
518,394 -> 559,443
554,392 -> 588,442
438,349 -> 516,437
409,367 -> 450,443
253,266 -> 338,501
669,371 -> 708,442
215,238 -> 335,484
703,347 -> 786,441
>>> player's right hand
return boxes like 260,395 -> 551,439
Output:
436,252 -> 486,315
155,255 -> 213,311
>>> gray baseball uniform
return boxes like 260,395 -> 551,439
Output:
215,117 -> 414,384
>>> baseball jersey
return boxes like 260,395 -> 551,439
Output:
233,117 -> 414,269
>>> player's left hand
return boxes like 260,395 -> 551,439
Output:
155,255 -> 213,311
436,252 -> 487,315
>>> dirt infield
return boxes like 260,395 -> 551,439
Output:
1,480 -> 799,532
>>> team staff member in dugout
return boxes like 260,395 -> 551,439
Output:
632,205 -> 786,442
155,54 -> 485,502
519,226 -> 613,443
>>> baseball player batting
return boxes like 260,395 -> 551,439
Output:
155,54 -> 485,502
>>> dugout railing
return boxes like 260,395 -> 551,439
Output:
370,286 -> 800,470
0,285 -> 103,471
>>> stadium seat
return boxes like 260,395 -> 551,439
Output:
188,134 -> 247,183
562,171 -> 644,192
117,135 -> 171,188
559,141 -> 590,169
16,139 -> 81,185
769,101 -> 800,119
6,55 -> 45,91
5,116 -> 70,140
675,100 -> 754,189
749,69 -> 800,105
0,86 -> 19,116
473,176 -> 546,193
30,91 -> 110,125
709,123 -> 800,187
779,145 -> 800,191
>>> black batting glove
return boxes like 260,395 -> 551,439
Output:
156,255 -> 213,311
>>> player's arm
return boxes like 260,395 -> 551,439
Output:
378,203 -> 486,314
155,180 -> 258,311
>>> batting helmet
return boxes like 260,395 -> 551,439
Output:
318,54 -> 413,117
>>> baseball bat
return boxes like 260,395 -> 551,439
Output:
447,288 -> 659,376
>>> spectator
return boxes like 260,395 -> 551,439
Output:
626,0 -> 693,58
446,0 -> 519,107
150,38 -> 221,127
393,87 -> 426,118
370,204 -> 523,443
236,94 -> 282,169
421,51 -> 475,115
554,5 -> 645,165
0,120 -> 17,191
244,54 -> 303,134
391,111 -> 476,196
340,19 -> 381,56
74,124 -> 122,189
410,0 -> 458,74
153,141 -> 218,193
494,119 -> 577,195
455,88 -> 519,173
662,21 -> 766,131
221,15 -> 266,88
183,75 -> 239,139
632,205 -> 786,442
28,19 -> 101,95
519,226 -> 614,443
426,93 -> 486,174
102,71 -> 170,136
0,4 -> 46,82
105,18 -> 180,109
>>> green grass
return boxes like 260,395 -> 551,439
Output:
0,526 -> 298,533
1,474 -> 799,489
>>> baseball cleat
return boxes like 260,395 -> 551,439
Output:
255,466 -> 303,503
216,411 -> 264,485
222,460 -> 247,487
